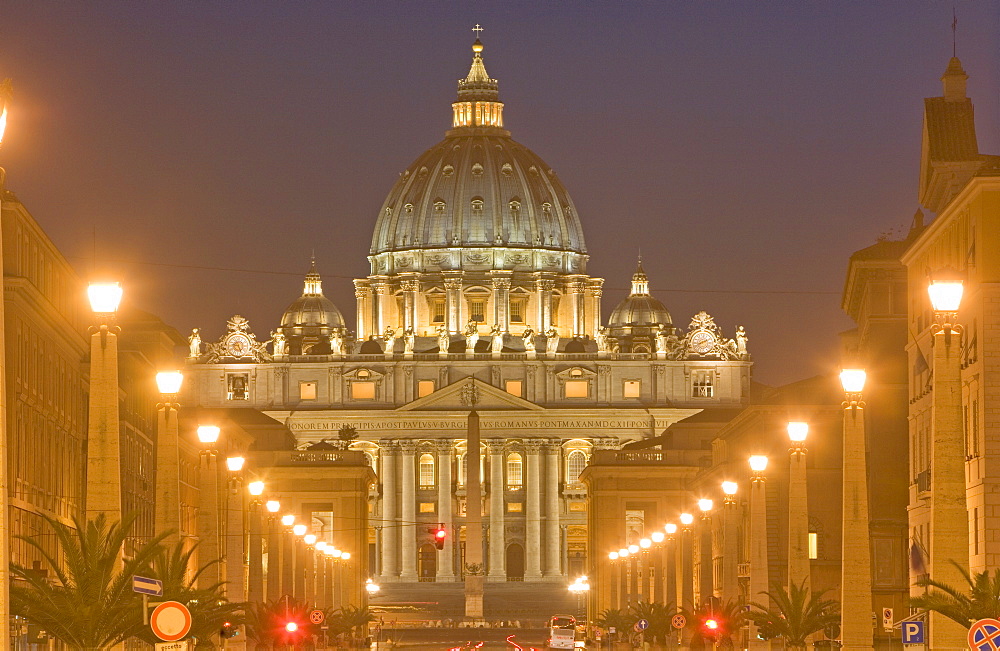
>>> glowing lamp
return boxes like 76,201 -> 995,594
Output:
640,538 -> 651,549
749,455 -> 769,473
304,534 -> 317,545
787,422 -> 809,442
651,531 -> 664,543
609,551 -> 619,560
197,425 -> 220,445
155,371 -> 183,395
928,277 -> 964,313
664,523 -> 677,535
840,369 -> 866,394
285,622 -> 298,633
721,481 -> 738,496
698,498 -> 714,513
0,106 -> 7,145
293,524 -> 306,536
248,480 -> 264,496
341,552 -> 351,560
324,547 -> 336,556
226,456 -> 245,472
332,549 -> 343,558
281,514 -> 295,526
266,500 -> 280,513
315,541 -> 327,551
88,282 -> 123,314
366,579 -> 381,595
618,548 -> 629,558
679,513 -> 694,526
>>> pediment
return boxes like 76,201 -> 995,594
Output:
398,377 -> 544,411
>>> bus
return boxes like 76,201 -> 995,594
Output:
547,615 -> 577,650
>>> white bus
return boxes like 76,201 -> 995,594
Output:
547,615 -> 577,650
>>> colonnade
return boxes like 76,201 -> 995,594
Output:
377,436 -> 565,581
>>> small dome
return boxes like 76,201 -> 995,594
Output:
607,261 -> 671,327
280,262 -> 346,336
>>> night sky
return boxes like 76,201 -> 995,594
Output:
0,2 -> 997,386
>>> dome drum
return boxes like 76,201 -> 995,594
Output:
369,248 -> 588,276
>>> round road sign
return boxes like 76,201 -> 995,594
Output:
634,618 -> 649,632
150,600 -> 192,642
969,618 -> 1000,651
309,609 -> 326,625
672,614 -> 687,630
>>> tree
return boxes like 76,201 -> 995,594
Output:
10,513 -> 168,649
329,604 -> 376,646
337,424 -> 359,449
747,581 -> 839,649
629,600 -> 675,644
595,608 -> 631,643
245,597 -> 317,647
911,560 -> 1000,626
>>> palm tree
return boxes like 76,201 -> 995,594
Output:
595,608 -> 631,643
911,560 -> 1000,626
629,601 -> 675,644
10,513 -> 169,649
329,604 -> 376,647
747,580 -> 839,649
246,597 -> 318,647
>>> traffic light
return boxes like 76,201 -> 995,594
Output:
429,523 -> 446,549
699,614 -> 726,641
220,621 -> 238,639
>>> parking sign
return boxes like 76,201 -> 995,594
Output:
901,621 -> 924,645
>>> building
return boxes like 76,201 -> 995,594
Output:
183,37 -> 753,585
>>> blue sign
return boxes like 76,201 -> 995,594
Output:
901,621 -> 924,645
635,619 -> 649,631
132,575 -> 163,596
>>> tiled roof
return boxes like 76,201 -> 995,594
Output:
924,97 -> 978,161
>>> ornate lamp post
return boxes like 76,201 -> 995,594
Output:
720,481 -> 739,602
224,456 -> 247,606
926,272 -> 969,650
197,424 -> 223,589
0,79 -> 13,636
839,369 -> 874,650
663,524 -> 677,609
86,282 -> 125,527
651,531 -> 665,604
281,514 -> 297,599
247,480 -> 265,606
697,499 -> 714,604
787,421 -> 811,592
639,538 -> 652,601
304,534 -> 318,606
154,371 -> 183,547
748,455 -> 769,651
265,500 -> 282,601
618,547 -> 630,607
292,523 -> 308,601
679,513 -> 694,611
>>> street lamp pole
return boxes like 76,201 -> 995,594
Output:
748,455 -> 769,651
0,78 -> 14,649
721,481 -> 739,603
225,456 -> 247,609
154,371 -> 183,548
663,524 -> 677,609
926,273 -> 970,650
839,369 -> 873,650
247,481 -> 265,607
197,424 -> 223,590
265,500 -> 282,601
679,513 -> 694,611
787,422 -> 811,592
697,499 -> 714,604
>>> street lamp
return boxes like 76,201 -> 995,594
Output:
925,270 -> 970,649
569,576 -> 591,633
720,480 -> 740,603
293,524 -> 307,536
365,578 -> 381,595
281,514 -> 295,527
247,480 -> 265,606
197,423 -> 223,590
154,371 -> 184,548
678,513 -> 695,611
748,455 -> 769,650
697,499 -> 714,603
651,531 -> 664,544
266,500 -> 280,513
787,422 -> 811,591
265,500 -> 283,602
839,368 -> 873,649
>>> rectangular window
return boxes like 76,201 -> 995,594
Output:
972,399 -> 980,457
420,502 -> 436,514
505,380 -> 523,397
692,370 -> 714,398
430,298 -> 445,323
565,380 -> 589,398
623,380 -> 641,398
351,381 -> 376,400
469,297 -> 486,323
569,501 -> 587,512
550,296 -> 560,326
418,380 -> 435,397
227,374 -> 249,401
507,502 -> 523,513
299,381 -> 317,400
808,532 -> 818,560
509,298 -> 526,323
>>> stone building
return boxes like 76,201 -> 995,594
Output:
183,38 -> 753,584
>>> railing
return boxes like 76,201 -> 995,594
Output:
269,350 -> 665,363
737,563 -> 750,578
254,450 -> 369,466
590,449 -> 706,466
915,469 -> 931,493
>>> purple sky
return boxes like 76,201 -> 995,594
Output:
0,2 -> 997,386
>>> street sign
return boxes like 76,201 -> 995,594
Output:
969,618 -> 1000,651
133,575 -> 163,596
901,621 -> 924,645
310,609 -> 326,625
608,627 -> 616,634
150,601 -> 192,642
155,642 -> 188,651
671,614 -> 687,630
634,619 -> 649,631
882,608 -> 894,632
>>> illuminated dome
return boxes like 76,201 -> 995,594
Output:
369,39 -> 588,276
280,261 -> 346,338
608,261 -> 671,328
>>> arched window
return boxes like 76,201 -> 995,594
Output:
506,453 -> 523,489
566,450 -> 588,484
457,452 -> 466,486
419,453 -> 435,488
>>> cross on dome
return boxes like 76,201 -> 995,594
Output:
472,24 -> 483,36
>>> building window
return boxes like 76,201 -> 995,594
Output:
227,374 -> 249,401
565,380 -> 589,398
509,297 -> 526,323
420,502 -> 436,514
692,370 -> 714,398
551,295 -> 560,326
569,501 -> 586,512
430,298 -> 445,323
419,453 -> 435,488
566,450 -> 588,483
468,296 -> 487,323
506,453 -> 523,489
505,380 -> 523,397
351,381 -> 376,400
507,502 -> 523,513
299,381 -> 317,400
808,532 -> 818,560
418,380 -> 435,398
623,380 -> 640,398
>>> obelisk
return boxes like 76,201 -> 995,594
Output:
463,382 -> 484,619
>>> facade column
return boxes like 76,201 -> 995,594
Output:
534,276 -> 554,332
399,442 -> 418,580
525,441 -> 543,579
586,279 -> 604,337
568,278 -> 585,337
487,439 -> 506,580
400,274 -> 419,331
379,441 -> 399,581
436,441 -> 455,580
444,275 -> 464,334
543,441 -> 562,578
373,278 -> 391,336
490,272 -> 512,334
841,389 -> 874,650
354,280 -> 371,341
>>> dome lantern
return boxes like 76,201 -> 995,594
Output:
452,36 -> 504,130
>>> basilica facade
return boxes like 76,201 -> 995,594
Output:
184,38 -> 752,583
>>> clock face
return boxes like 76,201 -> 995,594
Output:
227,334 -> 252,358
689,331 -> 715,354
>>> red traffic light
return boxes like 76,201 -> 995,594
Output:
285,621 -> 298,633
430,524 -> 447,549
703,618 -> 718,631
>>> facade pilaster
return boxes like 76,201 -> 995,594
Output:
373,278 -> 391,335
399,441 -> 418,580
525,440 -> 543,579
379,440 -> 399,581
586,278 -> 604,337
444,274 -> 464,334
543,440 -> 562,577
489,272 -> 512,333
354,280 -> 371,341
487,438 -> 507,580
534,275 -> 555,332
567,277 -> 585,337
436,441 -> 456,579
400,274 -> 420,331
